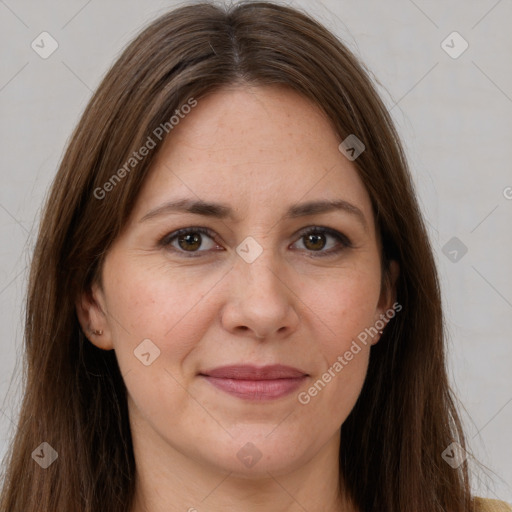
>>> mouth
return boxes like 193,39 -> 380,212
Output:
199,364 -> 309,401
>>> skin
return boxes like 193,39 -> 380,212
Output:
77,85 -> 399,512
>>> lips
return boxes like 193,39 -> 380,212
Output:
201,364 -> 308,380
199,364 -> 309,400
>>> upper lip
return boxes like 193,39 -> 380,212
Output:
199,364 -> 308,380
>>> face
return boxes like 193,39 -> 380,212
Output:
78,85 -> 397,479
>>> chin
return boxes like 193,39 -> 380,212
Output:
197,428 -> 313,478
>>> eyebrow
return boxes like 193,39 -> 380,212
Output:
139,198 -> 368,230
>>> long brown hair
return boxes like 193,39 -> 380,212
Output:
0,2 -> 473,510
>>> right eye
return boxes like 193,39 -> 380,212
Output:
160,227 -> 224,257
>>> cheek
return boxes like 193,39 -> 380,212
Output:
103,259 -> 225,381
106,260 -> 222,337
304,263 -> 382,344
102,263 -> 221,430
299,320 -> 372,429
296,266 -> 380,414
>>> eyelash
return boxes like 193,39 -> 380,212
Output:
158,226 -> 353,258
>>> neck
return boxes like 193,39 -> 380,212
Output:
129,427 -> 355,512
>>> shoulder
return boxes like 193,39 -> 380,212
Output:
473,497 -> 512,512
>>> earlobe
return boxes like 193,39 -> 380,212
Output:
75,284 -> 114,351
385,260 -> 400,307
372,260 -> 400,345
378,260 -> 400,309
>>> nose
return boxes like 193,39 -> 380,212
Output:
220,249 -> 300,340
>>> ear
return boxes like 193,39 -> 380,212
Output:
75,282 -> 114,351
371,259 -> 400,345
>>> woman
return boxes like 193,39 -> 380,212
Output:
0,2 -> 509,511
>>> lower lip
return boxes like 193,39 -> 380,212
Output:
201,376 -> 307,400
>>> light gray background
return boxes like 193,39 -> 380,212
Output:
1,0 -> 511,503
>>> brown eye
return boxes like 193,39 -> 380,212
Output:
293,227 -> 352,257
303,232 -> 327,251
160,226 -> 352,258
177,232 -> 202,251
161,227 -> 221,256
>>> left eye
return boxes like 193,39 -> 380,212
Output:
294,227 -> 352,255
160,226 -> 352,257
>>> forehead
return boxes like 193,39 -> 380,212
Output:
132,85 -> 375,228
